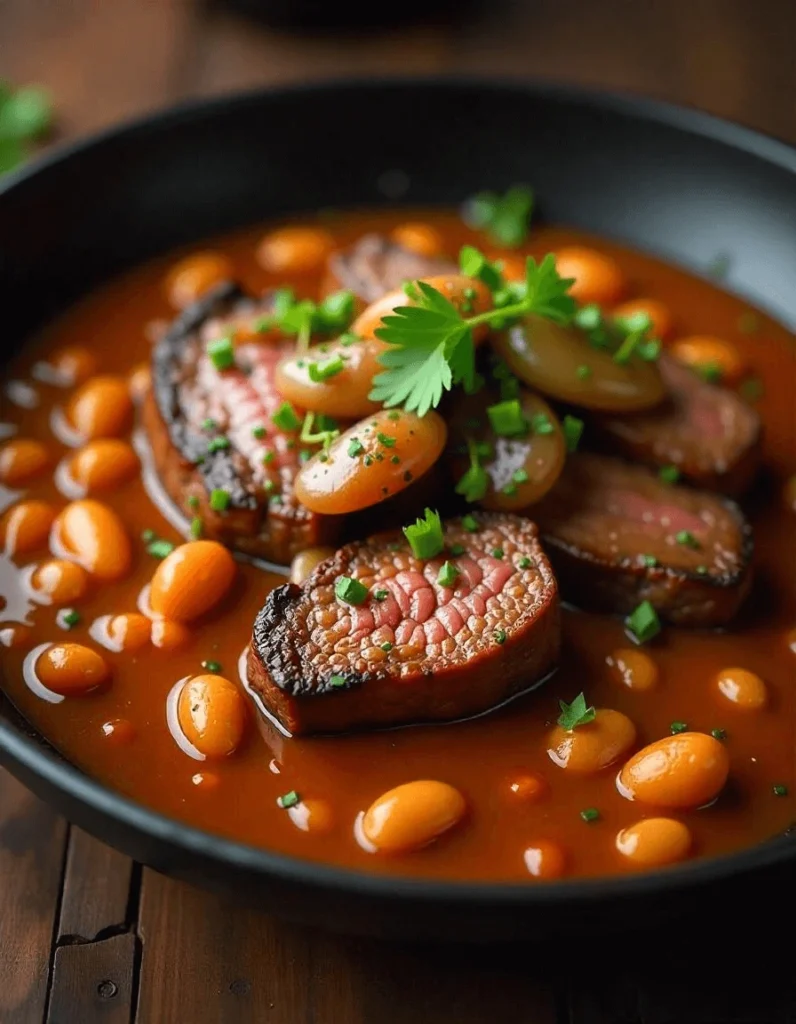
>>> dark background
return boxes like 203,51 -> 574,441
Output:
2,1 -> 796,1022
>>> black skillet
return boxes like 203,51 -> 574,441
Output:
1,79 -> 794,942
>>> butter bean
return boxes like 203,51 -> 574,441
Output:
149,540 -> 236,622
36,643 -> 109,696
618,733 -> 729,808
54,500 -> 132,581
362,780 -> 466,853
177,674 -> 247,758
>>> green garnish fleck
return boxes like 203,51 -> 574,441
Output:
373,589 -> 388,602
711,728 -> 727,741
141,529 -> 155,543
207,436 -> 230,453
272,402 -> 301,432
201,417 -> 217,432
670,721 -> 688,734
437,561 -> 460,588
773,784 -> 789,797
403,508 -> 445,560
207,336 -> 234,370
494,628 -> 507,645
252,424 -> 267,439
697,361 -> 723,383
377,432 -> 397,448
576,364 -> 592,379
348,438 -> 364,458
455,437 -> 489,503
626,600 -> 661,644
580,807 -> 600,823
328,674 -> 346,688
60,609 -> 81,630
462,514 -> 479,533
277,790 -> 300,809
659,465 -> 680,484
186,495 -> 200,510
147,539 -> 175,560
675,530 -> 700,549
696,565 -> 708,575
464,185 -> 534,247
209,488 -> 230,512
334,576 -> 369,606
380,642 -> 393,652
530,413 -> 555,435
562,415 -> 584,453
518,556 -> 531,569
491,547 -> 504,559
307,355 -> 344,383
642,554 -> 658,568
201,660 -> 222,673
557,693 -> 596,731
488,399 -> 528,437
449,543 -> 466,557
262,450 -> 275,465
189,517 -> 203,540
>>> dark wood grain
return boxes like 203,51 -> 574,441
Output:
57,828 -> 135,943
47,933 -> 137,1024
137,869 -> 558,1024
0,772 -> 68,1024
2,0 -> 796,1021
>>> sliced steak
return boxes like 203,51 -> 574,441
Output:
247,512 -> 560,735
325,233 -> 455,303
143,282 -> 339,564
533,453 -> 752,627
591,355 -> 761,495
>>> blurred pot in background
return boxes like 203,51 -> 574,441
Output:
210,0 -> 482,30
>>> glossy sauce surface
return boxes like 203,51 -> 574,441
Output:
1,210 -> 794,881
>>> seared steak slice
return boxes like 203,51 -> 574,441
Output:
533,453 -> 753,627
247,512 -> 560,735
592,355 -> 761,495
325,233 -> 455,303
144,282 -> 339,563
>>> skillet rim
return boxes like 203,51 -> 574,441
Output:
0,74 -> 794,911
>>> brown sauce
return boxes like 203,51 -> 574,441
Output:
0,210 -> 794,881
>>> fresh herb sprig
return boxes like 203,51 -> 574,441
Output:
557,692 -> 596,731
463,185 -> 535,247
369,253 -> 576,416
256,288 -> 355,355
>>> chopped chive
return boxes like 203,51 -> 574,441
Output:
263,480 -> 276,494
390,454 -> 401,465
675,530 -> 700,549
512,468 -> 529,484
487,399 -> 528,437
502,483 -> 518,496
625,600 -> 661,644
462,514 -> 479,533
329,674 -> 346,688
347,438 -> 364,458
307,355 -> 345,383
335,576 -> 369,606
207,436 -> 230,453
209,488 -> 230,512
277,790 -> 300,809
670,721 -> 688,734
711,728 -> 727,741
186,495 -> 200,510
580,807 -> 600,823
262,450 -> 275,465
364,455 -> 374,467
387,410 -> 401,420
207,336 -> 234,370
494,628 -> 507,645
659,464 -> 680,484
252,424 -> 267,439
189,517 -> 203,539
576,364 -> 592,379
141,528 -> 155,543
491,547 -> 504,559
437,561 -> 460,588
380,642 -> 393,652
642,554 -> 658,568
201,417 -> 217,432
377,432 -> 397,448
373,588 -> 388,601
449,543 -> 466,557
403,508 -> 444,560
147,539 -> 175,559
518,556 -> 531,569
271,402 -> 301,432
773,784 -> 789,797
562,415 -> 584,453
201,659 -> 222,672
269,494 -> 283,506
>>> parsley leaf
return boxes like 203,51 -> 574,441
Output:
557,693 -> 596,731
370,255 -> 575,414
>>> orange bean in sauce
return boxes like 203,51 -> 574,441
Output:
36,643 -> 110,697
390,222 -> 445,257
524,840 -> 567,880
177,674 -> 248,758
606,648 -> 659,692
615,817 -> 692,868
256,226 -> 334,275
165,251 -> 235,309
148,541 -> 236,623
31,559 -> 90,605
0,500 -> 57,555
547,709 -> 637,774
554,246 -> 627,306
69,439 -> 139,493
362,781 -> 467,854
54,499 -> 132,581
618,733 -> 730,809
0,438 -> 51,486
715,667 -> 768,711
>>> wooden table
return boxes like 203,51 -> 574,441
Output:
2,1 -> 796,1021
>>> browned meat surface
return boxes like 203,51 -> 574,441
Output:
592,355 -> 762,495
144,282 -> 339,564
325,233 -> 455,303
533,453 -> 753,627
247,512 -> 560,735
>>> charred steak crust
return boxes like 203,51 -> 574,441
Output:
591,355 -> 762,496
325,233 -> 456,302
145,281 -> 338,562
247,513 -> 560,735
533,453 -> 753,628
